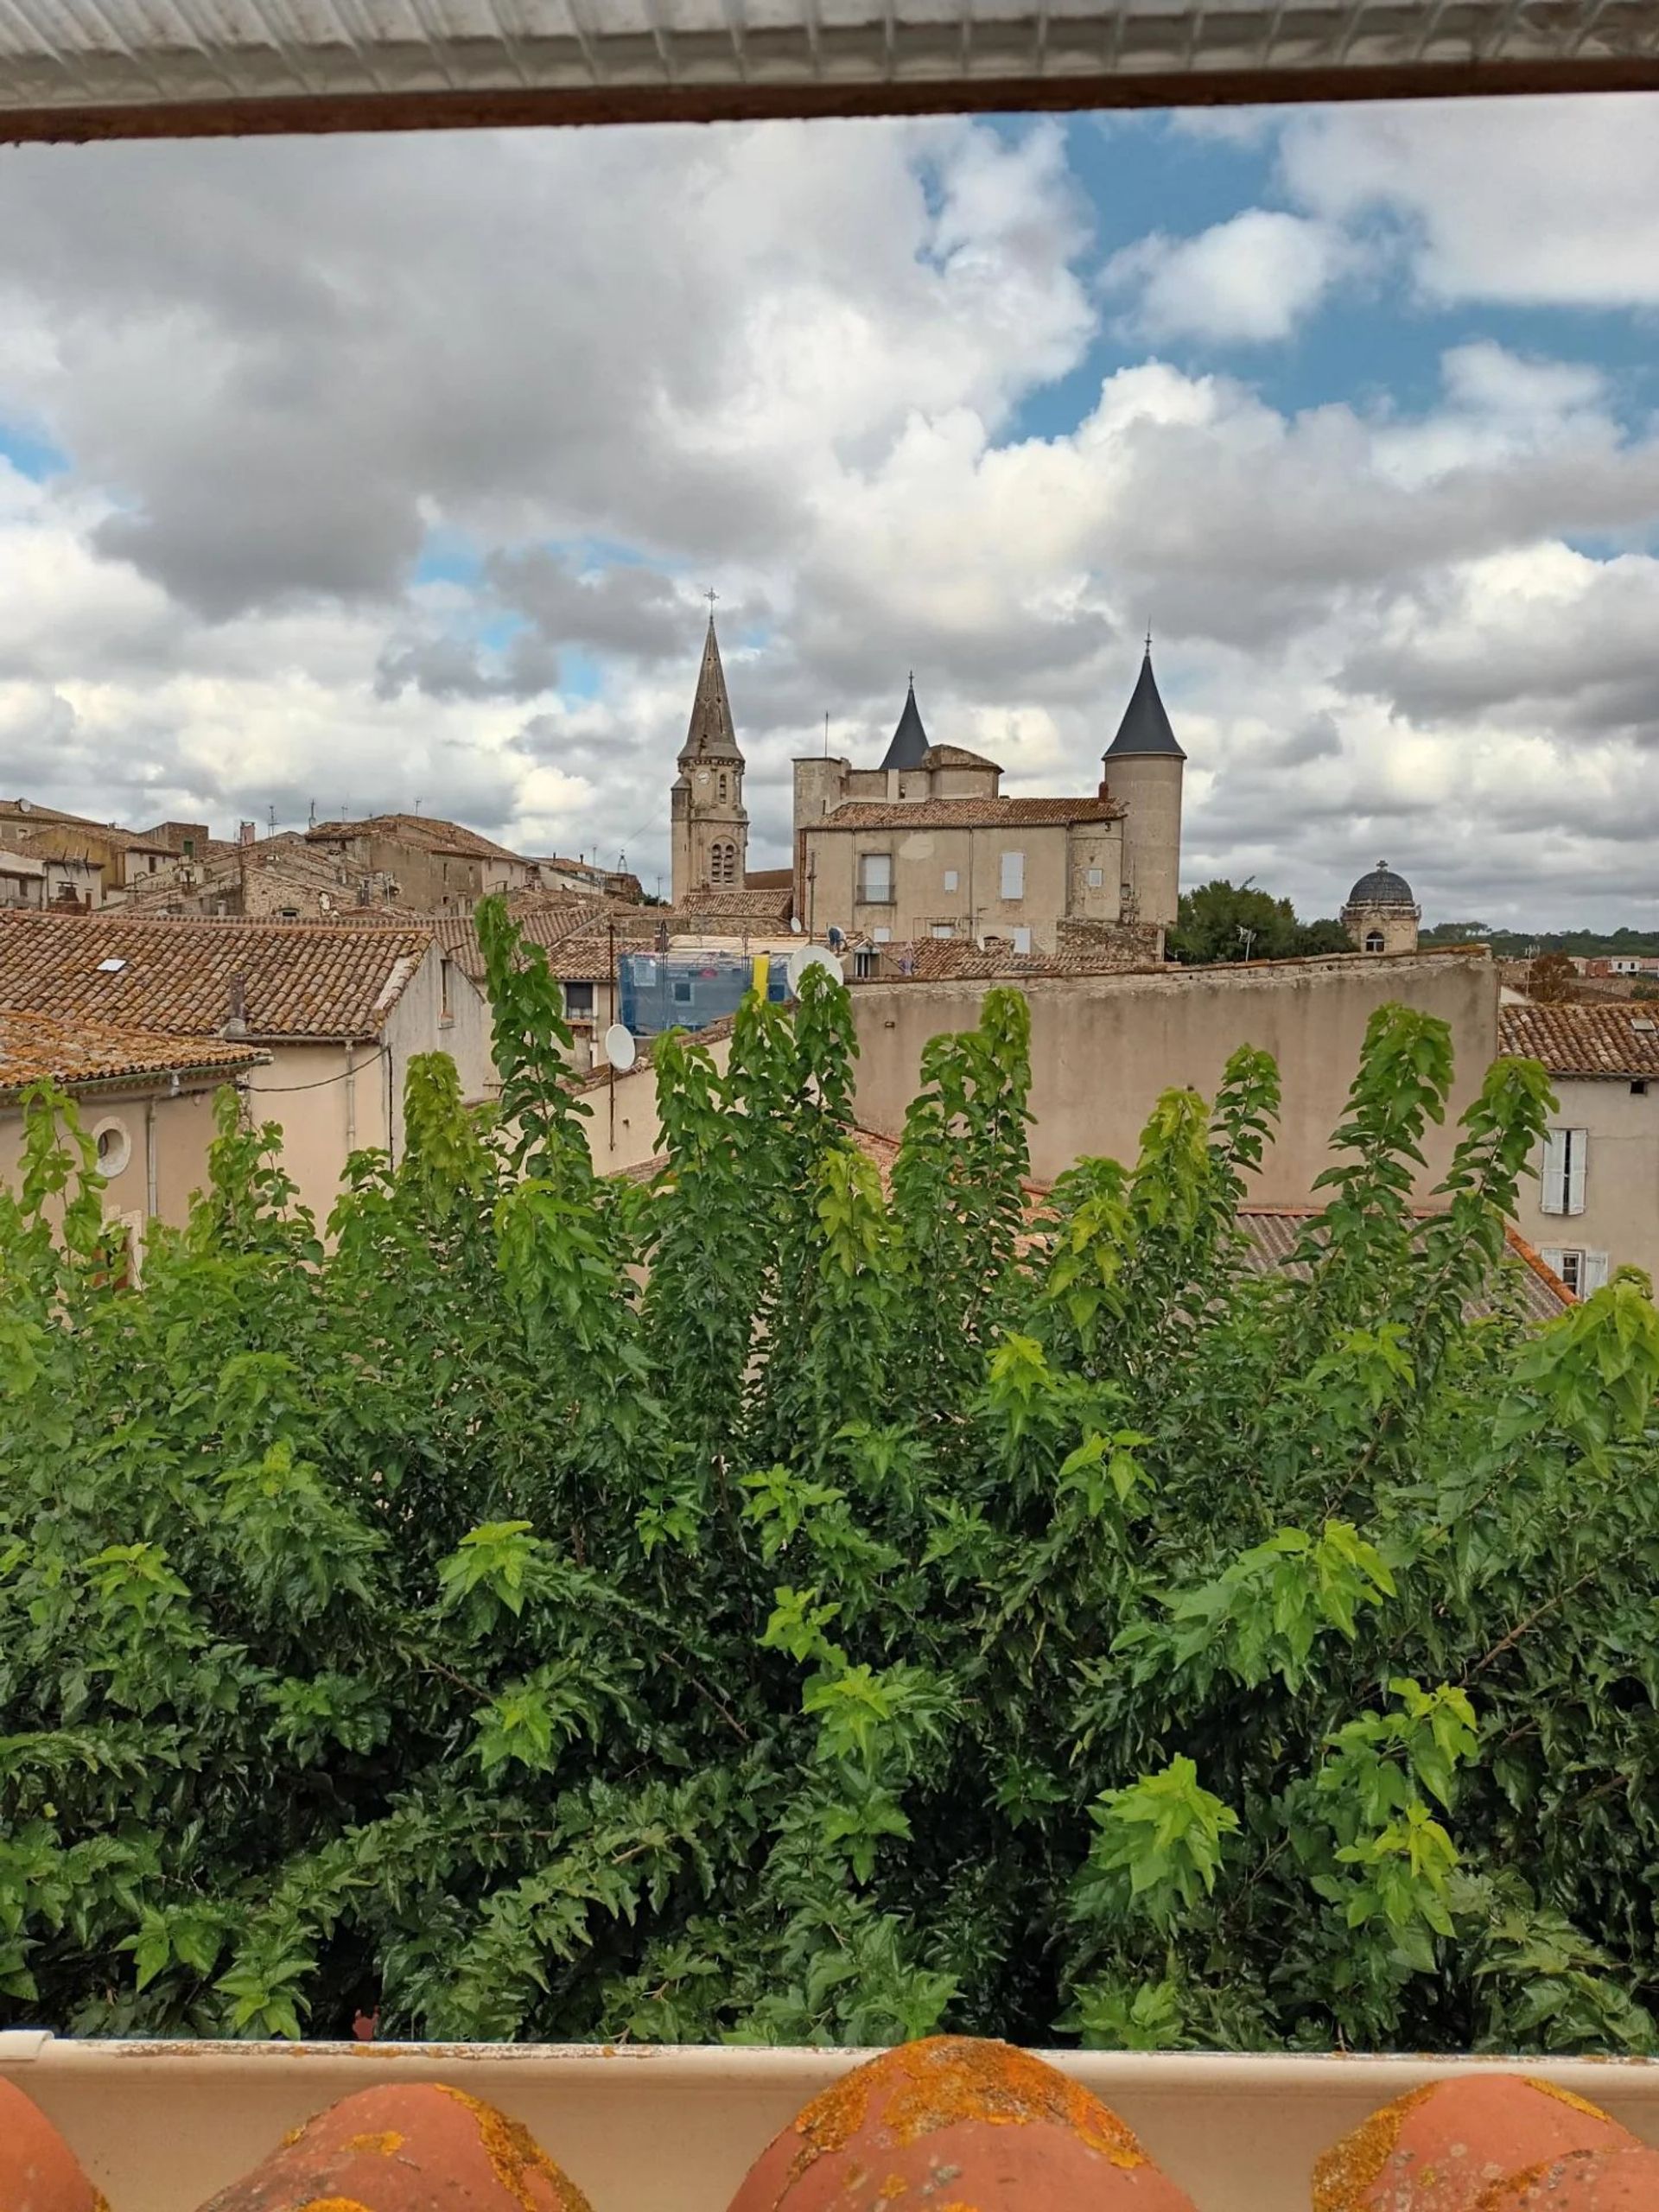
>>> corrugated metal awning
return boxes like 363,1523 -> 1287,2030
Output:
1,3 -> 1656,142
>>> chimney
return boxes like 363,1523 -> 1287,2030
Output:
223,972 -> 249,1039
238,819 -> 256,847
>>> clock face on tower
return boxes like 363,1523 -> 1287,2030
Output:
696,769 -> 710,785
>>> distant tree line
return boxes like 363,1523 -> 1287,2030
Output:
1421,923 -> 1659,960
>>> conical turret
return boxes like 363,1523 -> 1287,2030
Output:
1101,639 -> 1184,934
880,678 -> 930,772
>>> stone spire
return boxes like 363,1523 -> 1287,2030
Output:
677,614 -> 743,767
671,609 -> 748,905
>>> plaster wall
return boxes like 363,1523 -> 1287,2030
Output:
0,1080 -> 229,1246
803,819 -> 1121,950
1511,1075 -> 1659,1287
581,1030 -> 735,1178
849,950 -> 1498,1201
1100,754 -> 1182,929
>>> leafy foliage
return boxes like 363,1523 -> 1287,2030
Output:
4,901 -> 1659,2055
1169,878 -> 1350,965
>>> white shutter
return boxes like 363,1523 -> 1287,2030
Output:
1540,1246 -> 1565,1277
1000,849 -> 1025,900
1581,1251 -> 1611,1293
1012,926 -> 1033,954
1540,1130 -> 1568,1216
1567,1128 -> 1588,1216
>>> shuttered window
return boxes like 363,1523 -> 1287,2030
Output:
1000,850 -> 1025,900
1539,1128 -> 1587,1216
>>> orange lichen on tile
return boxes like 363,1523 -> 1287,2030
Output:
1313,2075 -> 1637,2212
433,2084 -> 593,2212
1312,2083 -> 1436,2211
343,2135 -> 404,2157
787,2036 -> 1145,2184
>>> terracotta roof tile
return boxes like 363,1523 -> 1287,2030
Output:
1234,1205 -> 1573,1319
849,936 -> 1154,982
9,2043 -> 1647,2207
819,795 -> 1123,830
306,812 -> 531,868
676,884 -> 795,922
0,1007 -> 268,1097
0,910 -> 433,1042
1500,1001 -> 1659,1078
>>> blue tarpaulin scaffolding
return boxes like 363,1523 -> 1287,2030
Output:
618,952 -> 789,1038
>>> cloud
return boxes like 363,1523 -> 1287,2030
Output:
1104,210 -> 1351,344
1279,95 -> 1659,308
1,101 -> 1658,931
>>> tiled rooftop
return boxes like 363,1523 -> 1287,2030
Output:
818,795 -> 1124,830
1236,1205 -> 1573,1320
0,910 -> 433,1043
1500,1001 -> 1659,1079
0,1006 -> 269,1098
849,936 -> 1154,982
307,812 -> 531,868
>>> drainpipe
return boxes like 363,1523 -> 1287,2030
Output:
144,1095 -> 158,1220
345,1039 -> 356,1154
385,1039 -> 395,1166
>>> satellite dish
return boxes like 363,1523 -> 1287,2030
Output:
786,946 -> 844,995
603,1023 -> 637,1072
789,916 -> 804,935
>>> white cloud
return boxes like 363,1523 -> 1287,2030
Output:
1,105 -> 1658,928
1104,209 -> 1351,345
1279,94 -> 1659,308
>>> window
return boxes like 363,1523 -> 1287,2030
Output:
1086,867 -> 1103,889
1540,1128 -> 1588,1216
182,836 -> 195,858
440,956 -> 454,1024
873,926 -> 891,944
92,1118 -> 131,1179
672,979 -> 694,1005
1011,926 -> 1033,954
943,868 -> 959,893
563,980 -> 595,1020
931,923 -> 955,939
999,849 -> 1025,900
280,906 -> 300,920
858,852 -> 893,904
1364,930 -> 1386,952
718,772 -> 728,802
1632,1080 -> 1649,1096
710,840 -> 737,884
1541,1249 -> 1610,1297
854,949 -> 880,979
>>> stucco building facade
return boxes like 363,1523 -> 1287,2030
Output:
791,645 -> 1184,957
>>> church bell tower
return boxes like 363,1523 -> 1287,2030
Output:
671,607 -> 748,906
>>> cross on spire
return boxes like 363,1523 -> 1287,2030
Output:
704,586 -> 719,620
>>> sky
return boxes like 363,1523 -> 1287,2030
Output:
1,95 -> 1657,928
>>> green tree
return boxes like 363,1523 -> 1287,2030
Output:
3,898 -> 1659,2055
1169,879 -> 1347,965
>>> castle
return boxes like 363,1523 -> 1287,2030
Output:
670,613 -> 1184,959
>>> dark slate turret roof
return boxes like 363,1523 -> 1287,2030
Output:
880,679 -> 930,772
1104,645 -> 1185,761
1345,861 -> 1417,909
677,617 -> 742,766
